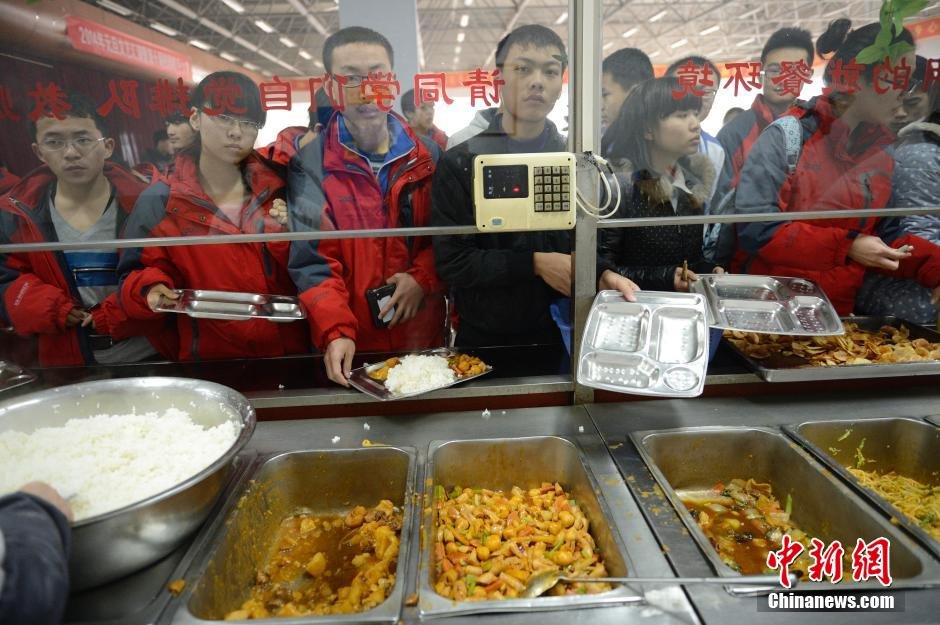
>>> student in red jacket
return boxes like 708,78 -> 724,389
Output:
288,27 -> 445,386
118,71 -> 308,361
731,19 -> 940,314
715,27 -> 815,199
0,95 -> 171,366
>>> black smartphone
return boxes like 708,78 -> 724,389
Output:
366,284 -> 397,328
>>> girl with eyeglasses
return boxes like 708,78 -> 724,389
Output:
117,71 -> 309,361
729,19 -> 940,315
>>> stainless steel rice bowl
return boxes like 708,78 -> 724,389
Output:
0,377 -> 255,590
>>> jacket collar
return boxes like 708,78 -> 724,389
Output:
469,112 -> 566,154
614,153 -> 714,209
167,150 -> 284,203
805,95 -> 894,160
324,110 -> 420,174
6,162 -> 144,215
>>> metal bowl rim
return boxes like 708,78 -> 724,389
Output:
0,376 -> 255,528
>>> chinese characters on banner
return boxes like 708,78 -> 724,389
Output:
766,536 -> 893,589
5,57 -> 936,121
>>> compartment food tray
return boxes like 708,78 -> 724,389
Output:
726,316 -> 940,382
577,290 -> 708,397
155,289 -> 305,322
348,348 -> 492,401
691,274 -> 843,336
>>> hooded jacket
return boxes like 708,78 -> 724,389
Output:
431,113 -> 570,346
118,151 -> 308,361
599,153 -> 718,291
446,108 -> 500,150
0,163 -> 174,366
0,168 -> 19,196
287,111 -> 445,352
731,96 -> 940,314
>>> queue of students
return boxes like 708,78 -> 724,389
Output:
0,19 -> 937,384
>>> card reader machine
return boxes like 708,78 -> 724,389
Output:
473,152 -> 576,232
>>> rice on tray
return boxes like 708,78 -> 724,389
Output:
384,354 -> 455,396
0,408 -> 238,521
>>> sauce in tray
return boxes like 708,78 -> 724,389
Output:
679,479 -> 846,579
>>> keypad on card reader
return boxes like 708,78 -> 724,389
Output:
532,165 -> 572,213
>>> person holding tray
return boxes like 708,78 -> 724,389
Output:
598,77 -> 723,294
727,19 -> 940,315
117,71 -> 309,361
287,27 -> 446,386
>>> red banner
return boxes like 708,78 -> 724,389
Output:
65,16 -> 192,81
910,15 -> 940,41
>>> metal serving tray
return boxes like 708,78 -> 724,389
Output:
630,426 -> 940,591
418,436 -> 642,617
691,274 -> 843,336
578,290 -> 708,397
348,348 -> 492,401
155,289 -> 306,323
784,418 -> 940,559
0,360 -> 35,393
726,316 -> 940,382
172,446 -> 417,625
927,415 -> 940,427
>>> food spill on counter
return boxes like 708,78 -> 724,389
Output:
167,578 -> 186,596
432,482 -> 612,600
224,500 -> 402,619
680,478 -> 848,579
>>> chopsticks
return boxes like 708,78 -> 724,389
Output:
682,260 -> 688,284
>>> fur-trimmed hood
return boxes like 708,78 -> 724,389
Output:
612,152 -> 716,210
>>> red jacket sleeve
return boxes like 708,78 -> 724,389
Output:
879,233 -> 940,288
1,270 -> 74,335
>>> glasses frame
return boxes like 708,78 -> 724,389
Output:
38,136 -> 107,154
202,111 -> 264,132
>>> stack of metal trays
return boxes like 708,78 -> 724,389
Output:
578,290 -> 709,397
0,361 -> 35,394
155,289 -> 305,323
691,274 -> 843,336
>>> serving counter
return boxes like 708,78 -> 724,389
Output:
61,386 -> 940,625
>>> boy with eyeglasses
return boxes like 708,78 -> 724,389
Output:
117,71 -> 308,361
715,27 -> 815,199
287,27 -> 446,387
0,94 -> 164,366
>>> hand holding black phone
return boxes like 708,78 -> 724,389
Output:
366,284 -> 397,328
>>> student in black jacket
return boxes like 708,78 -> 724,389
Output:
599,78 -> 723,291
432,25 -> 637,347
0,482 -> 72,625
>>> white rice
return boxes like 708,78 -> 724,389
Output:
0,408 -> 239,521
384,354 -> 455,396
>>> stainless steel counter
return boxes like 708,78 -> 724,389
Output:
153,405 -> 701,625
587,385 -> 940,625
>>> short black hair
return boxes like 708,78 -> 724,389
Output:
494,24 -> 567,70
602,47 -> 654,92
666,55 -> 720,80
400,88 -> 417,115
761,27 -> 814,66
191,70 -> 265,127
322,26 -> 394,74
164,112 -> 190,125
28,93 -> 109,142
153,129 -> 168,144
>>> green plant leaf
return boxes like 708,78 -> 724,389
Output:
856,45 -> 888,65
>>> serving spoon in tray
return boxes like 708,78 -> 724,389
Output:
522,570 -> 799,598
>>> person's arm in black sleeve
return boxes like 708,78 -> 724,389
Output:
431,151 -> 536,289
0,492 -> 71,625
